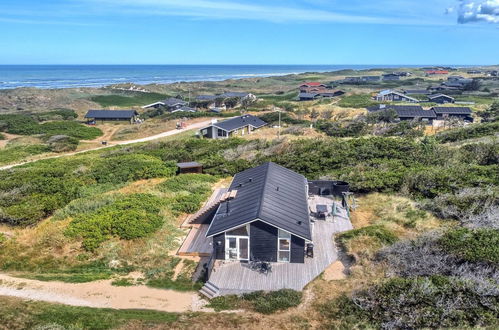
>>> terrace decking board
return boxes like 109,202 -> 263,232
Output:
208,219 -> 352,295
177,225 -> 212,256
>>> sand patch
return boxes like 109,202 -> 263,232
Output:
323,261 -> 347,281
0,273 -> 196,313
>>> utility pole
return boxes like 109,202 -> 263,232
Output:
275,106 -> 281,138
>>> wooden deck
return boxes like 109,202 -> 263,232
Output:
207,217 -> 353,295
177,225 -> 212,256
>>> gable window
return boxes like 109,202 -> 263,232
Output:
278,229 -> 291,262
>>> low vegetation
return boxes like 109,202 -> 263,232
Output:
436,121 -> 499,143
208,289 -> 302,314
90,91 -> 169,107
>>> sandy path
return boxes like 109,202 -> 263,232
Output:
0,273 -> 199,312
0,119 -> 213,171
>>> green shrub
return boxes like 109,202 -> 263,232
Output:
91,154 -> 176,184
337,225 -> 398,248
436,122 -> 499,143
440,228 -> 499,264
337,94 -> 378,108
208,289 -> 302,314
159,174 -> 217,193
0,133 -> 5,140
328,276 -> 499,329
111,278 -> 134,286
65,194 -> 165,251
315,120 -> 367,137
0,144 -> 52,165
0,233 -> 6,244
258,112 -> 309,125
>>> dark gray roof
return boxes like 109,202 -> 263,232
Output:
299,92 -> 318,99
432,107 -> 472,114
428,94 -> 454,100
196,95 -> 218,101
177,161 -> 202,168
171,106 -> 197,113
84,110 -> 138,119
206,162 -> 312,240
366,105 -> 425,113
164,98 -> 188,107
213,114 -> 267,132
396,109 -> 436,118
403,89 -> 431,95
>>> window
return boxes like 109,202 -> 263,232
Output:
225,225 -> 250,261
278,229 -> 291,262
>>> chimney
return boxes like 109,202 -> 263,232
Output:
211,119 -> 218,124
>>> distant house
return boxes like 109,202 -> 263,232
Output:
375,90 -> 419,102
196,95 -> 218,102
299,82 -> 327,93
428,85 -> 462,94
431,107 -> 473,122
362,76 -> 381,82
195,92 -> 256,109
394,108 -> 437,123
367,104 -> 425,113
84,110 -> 138,123
426,70 -> 449,75
467,70 -> 482,74
142,98 -> 188,110
428,94 -> 455,104
343,76 -> 380,83
299,93 -> 320,101
170,106 -> 197,113
382,73 -> 400,81
199,114 -> 267,139
448,75 -> 465,82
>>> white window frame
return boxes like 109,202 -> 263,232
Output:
225,225 -> 250,261
277,229 -> 291,263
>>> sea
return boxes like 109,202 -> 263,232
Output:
0,64 -> 426,90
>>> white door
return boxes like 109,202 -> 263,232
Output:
225,236 -> 249,261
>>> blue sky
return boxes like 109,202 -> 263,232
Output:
0,0 -> 498,65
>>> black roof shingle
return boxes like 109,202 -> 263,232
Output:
206,162 -> 312,240
84,110 -> 138,119
213,114 -> 267,132
431,107 -> 472,115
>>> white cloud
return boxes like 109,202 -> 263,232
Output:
458,0 -> 499,23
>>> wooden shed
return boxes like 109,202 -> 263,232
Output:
177,162 -> 203,174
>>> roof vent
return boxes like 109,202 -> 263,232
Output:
248,178 -> 253,183
276,186 -> 279,191
238,183 -> 243,188
297,220 -> 302,225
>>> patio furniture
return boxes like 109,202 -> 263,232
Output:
306,243 -> 314,258
316,204 -> 328,219
249,259 -> 273,275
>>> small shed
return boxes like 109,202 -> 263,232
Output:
177,162 -> 203,174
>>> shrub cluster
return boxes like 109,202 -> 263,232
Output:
160,174 -> 217,214
440,227 -> 499,264
65,194 -> 165,251
436,121 -> 499,143
337,225 -> 398,249
208,289 -> 302,314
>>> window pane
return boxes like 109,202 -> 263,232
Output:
279,239 -> 290,251
228,237 -> 237,249
278,251 -> 290,262
239,238 -> 249,260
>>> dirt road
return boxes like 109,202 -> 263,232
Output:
0,119 -> 213,171
0,273 -> 206,313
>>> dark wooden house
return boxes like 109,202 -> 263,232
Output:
428,94 -> 455,104
431,107 -> 473,122
84,110 -> 138,123
199,115 -> 267,139
177,162 -> 203,174
206,162 -> 312,263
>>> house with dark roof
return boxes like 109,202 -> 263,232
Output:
199,114 -> 267,139
178,162 -> 353,297
428,94 -> 455,104
402,89 -> 431,95
382,73 -> 400,81
366,105 -> 436,123
431,107 -> 473,122
84,110 -> 139,123
375,90 -> 419,103
170,106 -> 197,113
142,98 -> 188,110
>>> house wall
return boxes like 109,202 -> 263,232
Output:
213,233 -> 225,259
249,221 -> 278,262
290,235 -> 305,263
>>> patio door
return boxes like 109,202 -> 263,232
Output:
225,236 -> 249,261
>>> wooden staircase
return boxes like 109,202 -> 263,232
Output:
199,281 -> 220,299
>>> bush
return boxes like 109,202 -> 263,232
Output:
91,154 -> 176,184
65,194 -> 165,251
258,112 -> 309,126
208,289 -> 302,314
337,94 -> 378,108
315,120 -> 367,137
338,225 -> 398,249
159,174 -> 217,193
440,228 -> 499,264
436,122 -> 499,143
0,144 -> 52,165
46,135 -> 79,153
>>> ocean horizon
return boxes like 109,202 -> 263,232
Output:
0,64 -> 470,90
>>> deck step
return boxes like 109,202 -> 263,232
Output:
199,281 -> 220,299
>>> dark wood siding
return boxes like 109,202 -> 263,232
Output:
213,233 -> 225,259
250,221 -> 277,262
290,235 -> 305,263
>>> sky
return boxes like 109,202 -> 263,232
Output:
0,0 -> 498,65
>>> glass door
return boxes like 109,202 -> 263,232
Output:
225,237 -> 238,260
278,229 -> 291,262
238,238 -> 249,260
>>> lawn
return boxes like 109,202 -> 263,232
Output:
90,92 -> 169,107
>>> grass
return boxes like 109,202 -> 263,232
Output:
0,296 -> 180,330
337,93 -> 378,108
90,92 -> 169,107
440,227 -> 499,264
208,289 -> 302,314
0,144 -> 51,165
